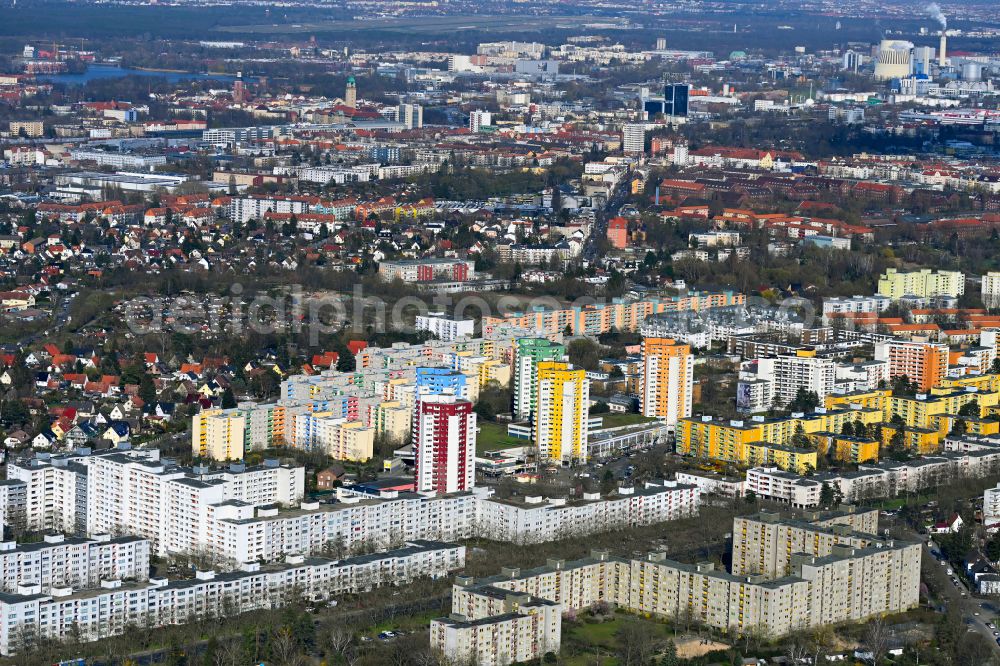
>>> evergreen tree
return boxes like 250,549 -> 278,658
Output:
221,387 -> 237,409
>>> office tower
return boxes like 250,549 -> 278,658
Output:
643,98 -> 665,119
842,50 -> 862,73
398,103 -> 423,129
622,123 -> 645,155
513,338 -> 566,421
469,110 -> 492,132
640,337 -> 693,426
345,76 -> 357,108
534,361 -> 589,463
415,395 -> 476,494
664,83 -> 689,117
656,37 -> 667,50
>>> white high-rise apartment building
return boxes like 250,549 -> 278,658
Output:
745,351 -> 836,408
469,110 -> 492,132
822,295 -> 892,316
985,484 -> 1000,526
87,452 -> 304,556
9,448 -> 304,559
772,351 -> 836,405
0,541 -> 464,656
983,272 -> 1000,309
416,313 -> 475,342
7,454 -> 89,533
0,534 -> 150,592
622,123 -> 645,155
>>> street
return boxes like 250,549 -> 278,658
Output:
923,538 -> 1000,653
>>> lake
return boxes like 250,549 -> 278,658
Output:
39,64 -> 246,85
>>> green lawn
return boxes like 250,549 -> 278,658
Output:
564,613 -> 676,665
595,413 -> 658,429
569,618 -> 624,647
476,421 -> 527,454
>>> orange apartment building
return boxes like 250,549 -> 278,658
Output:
875,340 -> 948,391
640,337 -> 694,427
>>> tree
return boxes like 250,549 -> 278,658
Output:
138,371 -> 156,404
335,349 -> 356,373
958,400 -> 980,418
819,482 -> 836,508
616,620 -> 661,666
474,380 -> 512,421
567,338 -> 603,371
221,387 -> 237,409
659,639 -> 679,666
985,536 -> 1000,562
788,388 -> 819,413
1,398 -> 29,427
791,422 -> 810,449
864,616 -> 889,666
324,625 -> 354,660
606,269 -> 627,297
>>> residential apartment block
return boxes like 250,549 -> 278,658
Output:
168,482 -> 699,564
534,361 -> 589,463
513,338 -> 566,422
748,437 -> 1000,507
0,541 -> 464,656
431,589 -> 561,665
415,394 -> 476,494
415,313 -> 475,341
877,268 -> 965,300
0,534 -> 149,593
640,337 -> 693,427
875,340 -> 949,391
482,291 -> 745,337
8,448 -> 304,558
432,511 -> 919,664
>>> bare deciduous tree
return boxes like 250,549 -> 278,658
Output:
864,616 -> 889,666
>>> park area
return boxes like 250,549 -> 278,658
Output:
560,608 -> 731,665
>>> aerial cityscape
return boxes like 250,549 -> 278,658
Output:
0,0 -> 998,663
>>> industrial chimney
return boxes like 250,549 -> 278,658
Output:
938,31 -> 947,67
